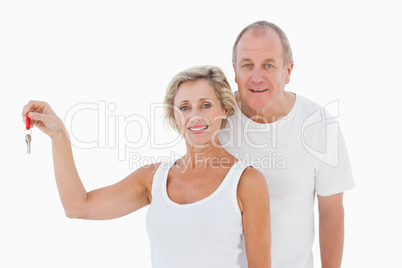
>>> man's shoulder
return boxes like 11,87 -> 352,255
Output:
294,93 -> 338,122
294,93 -> 324,113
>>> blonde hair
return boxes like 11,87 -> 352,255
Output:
164,65 -> 236,132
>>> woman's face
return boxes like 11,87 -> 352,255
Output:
173,79 -> 227,148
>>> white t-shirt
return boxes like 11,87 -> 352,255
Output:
219,93 -> 355,268
146,160 -> 249,268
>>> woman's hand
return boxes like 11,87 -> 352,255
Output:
22,100 -> 65,138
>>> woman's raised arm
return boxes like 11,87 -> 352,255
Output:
22,100 -> 155,220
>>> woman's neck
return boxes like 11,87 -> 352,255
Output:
179,140 -> 234,170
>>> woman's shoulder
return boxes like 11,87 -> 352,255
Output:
139,162 -> 162,172
125,162 -> 165,185
236,166 -> 269,214
239,166 -> 266,184
237,166 -> 268,196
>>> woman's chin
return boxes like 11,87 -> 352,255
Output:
184,135 -> 213,149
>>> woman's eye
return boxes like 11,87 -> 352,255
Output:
202,103 -> 211,108
179,106 -> 189,111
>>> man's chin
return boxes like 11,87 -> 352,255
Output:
246,101 -> 272,114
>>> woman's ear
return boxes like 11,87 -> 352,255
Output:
223,111 -> 228,118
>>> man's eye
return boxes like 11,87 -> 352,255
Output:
265,64 -> 273,68
202,103 -> 211,108
179,106 -> 189,111
243,64 -> 252,68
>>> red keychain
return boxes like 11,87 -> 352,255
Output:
25,112 -> 32,154
26,112 -> 31,130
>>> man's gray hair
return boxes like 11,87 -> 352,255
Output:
232,20 -> 293,67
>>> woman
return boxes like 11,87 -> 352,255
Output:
22,65 -> 271,267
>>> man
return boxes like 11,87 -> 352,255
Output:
219,21 -> 355,267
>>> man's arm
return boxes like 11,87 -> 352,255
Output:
317,192 -> 344,268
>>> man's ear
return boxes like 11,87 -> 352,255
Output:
233,62 -> 238,84
285,61 -> 294,84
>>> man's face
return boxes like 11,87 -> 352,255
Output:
233,28 -> 293,113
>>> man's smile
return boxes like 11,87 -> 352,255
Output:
250,88 -> 268,93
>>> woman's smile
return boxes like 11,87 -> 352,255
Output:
188,125 -> 209,134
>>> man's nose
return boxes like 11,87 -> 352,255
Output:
251,68 -> 264,83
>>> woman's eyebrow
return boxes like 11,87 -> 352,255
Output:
174,100 -> 188,105
199,98 -> 214,102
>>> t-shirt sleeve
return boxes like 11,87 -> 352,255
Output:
315,127 -> 355,196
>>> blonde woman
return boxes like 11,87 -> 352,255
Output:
22,66 -> 271,268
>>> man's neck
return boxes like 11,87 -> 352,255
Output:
236,91 -> 296,124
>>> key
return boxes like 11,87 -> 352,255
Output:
25,134 -> 32,154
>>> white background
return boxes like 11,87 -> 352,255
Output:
1,0 -> 401,267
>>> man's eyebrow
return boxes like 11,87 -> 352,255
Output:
239,58 -> 252,63
239,58 -> 276,63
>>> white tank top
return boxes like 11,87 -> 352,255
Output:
146,160 -> 248,268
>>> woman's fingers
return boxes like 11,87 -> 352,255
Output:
22,100 -> 64,136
